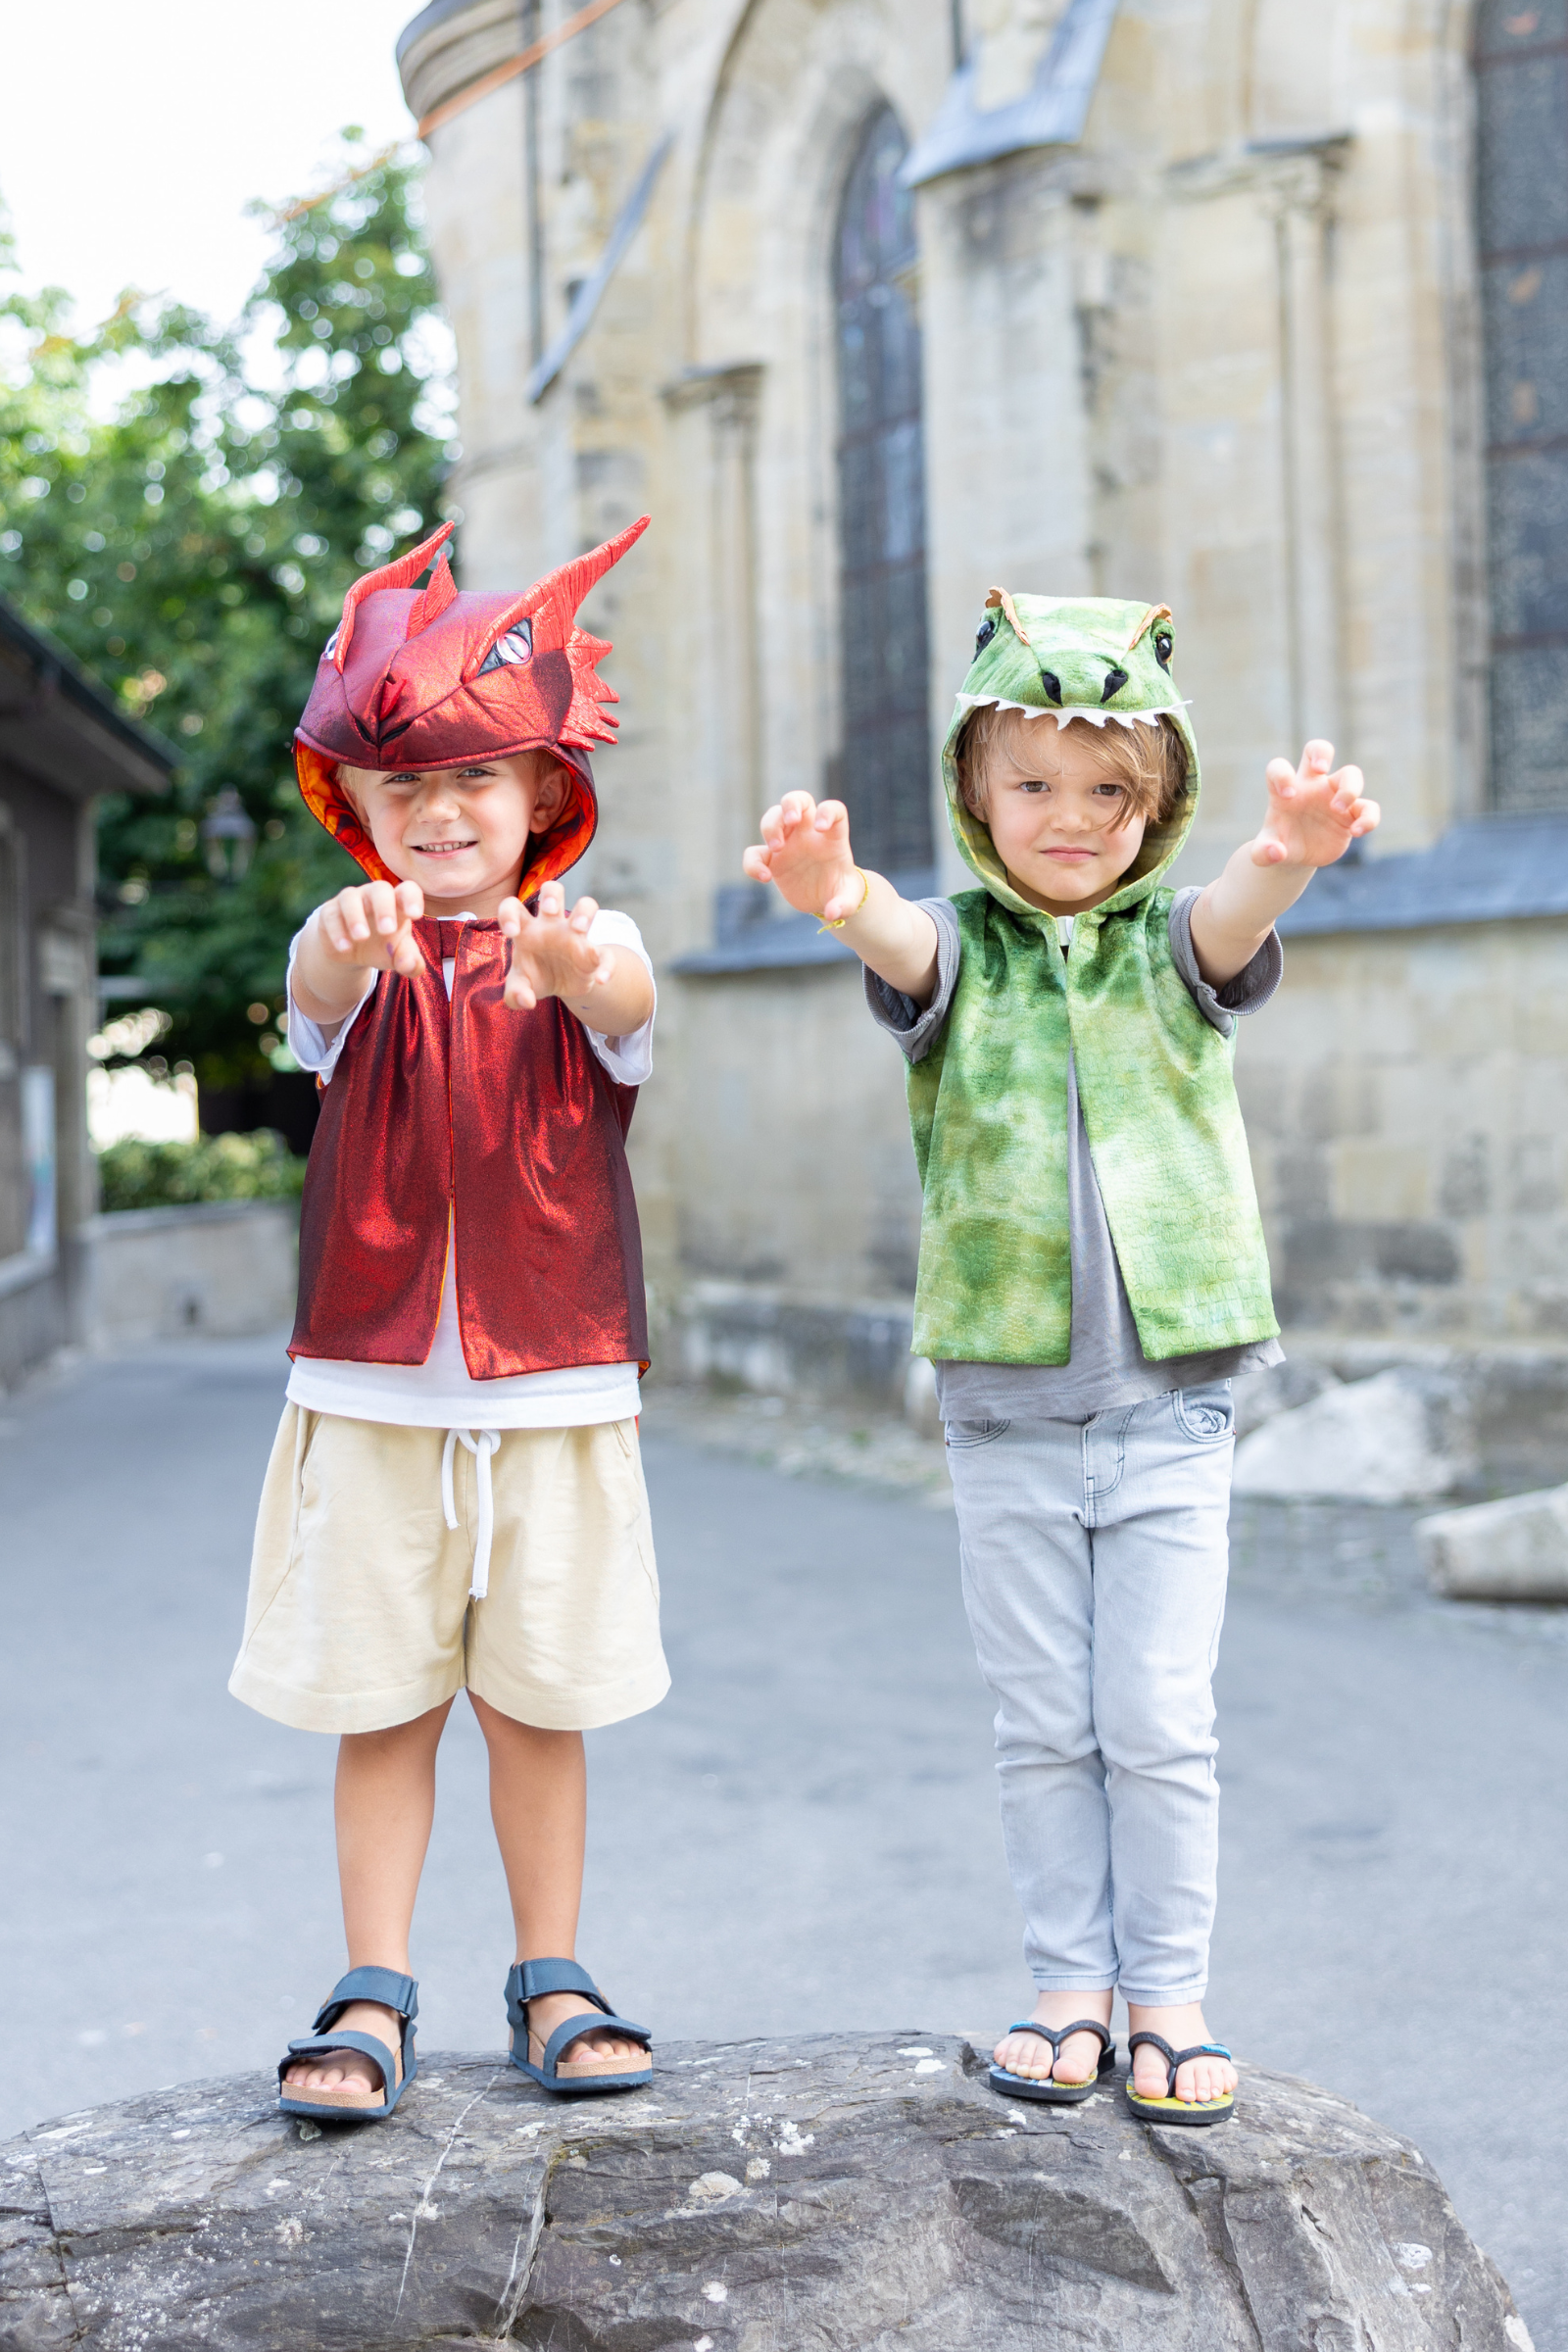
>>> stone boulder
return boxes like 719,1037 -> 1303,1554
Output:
1417,1483 -> 1568,1600
0,2033 -> 1529,2351
1232,1368 -> 1473,1503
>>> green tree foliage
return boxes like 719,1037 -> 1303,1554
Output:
0,138 -> 452,1088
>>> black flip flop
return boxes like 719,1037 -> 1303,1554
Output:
988,2018 -> 1115,2104
1124,2032 -> 1235,2126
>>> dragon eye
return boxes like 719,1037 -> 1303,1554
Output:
973,615 -> 998,655
477,621 -> 534,675
1153,632 -> 1173,669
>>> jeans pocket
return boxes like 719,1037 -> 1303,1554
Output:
944,1417 -> 1011,1449
1173,1384 -> 1235,1444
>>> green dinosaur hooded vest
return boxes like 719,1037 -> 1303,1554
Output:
907,590 -> 1279,1366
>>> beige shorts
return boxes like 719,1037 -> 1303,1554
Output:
228,1408 -> 668,1736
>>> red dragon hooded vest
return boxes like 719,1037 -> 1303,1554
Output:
287,515 -> 652,1379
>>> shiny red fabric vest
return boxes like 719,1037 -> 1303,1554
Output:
289,917 -> 647,1378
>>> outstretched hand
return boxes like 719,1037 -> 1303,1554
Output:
1250,740 -> 1379,871
498,880 -> 614,1011
743,793 -> 864,922
315,880 -> 426,978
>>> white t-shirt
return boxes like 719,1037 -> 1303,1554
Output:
283,908 -> 654,1431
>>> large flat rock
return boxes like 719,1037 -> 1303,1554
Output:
0,2033 -> 1529,2351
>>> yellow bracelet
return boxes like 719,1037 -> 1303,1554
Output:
816,866 -> 870,934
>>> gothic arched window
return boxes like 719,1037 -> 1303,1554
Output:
1478,4 -> 1568,808
834,106 -> 933,873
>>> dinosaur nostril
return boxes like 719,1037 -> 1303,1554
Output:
1100,667 -> 1130,704
1039,669 -> 1063,704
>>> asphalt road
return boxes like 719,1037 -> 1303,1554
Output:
1,1336 -> 1563,2345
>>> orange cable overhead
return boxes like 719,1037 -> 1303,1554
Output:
416,0 -> 633,140
272,0 -> 635,224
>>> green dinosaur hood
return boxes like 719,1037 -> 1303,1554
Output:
940,590 -> 1200,914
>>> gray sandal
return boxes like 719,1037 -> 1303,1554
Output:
277,1966 -> 418,2122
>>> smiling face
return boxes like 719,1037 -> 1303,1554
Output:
968,713 -> 1151,915
336,751 -> 569,917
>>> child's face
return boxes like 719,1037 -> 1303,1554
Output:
978,715 -> 1148,914
337,751 -> 568,914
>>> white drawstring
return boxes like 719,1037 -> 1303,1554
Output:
441,1428 -> 502,1599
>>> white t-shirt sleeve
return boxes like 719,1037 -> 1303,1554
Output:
580,908 -> 656,1086
284,927 -> 375,1083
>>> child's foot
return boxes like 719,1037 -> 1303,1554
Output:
521,1988 -> 648,2072
1125,2002 -> 1237,2106
992,1990 -> 1114,2087
282,1999 -> 405,2101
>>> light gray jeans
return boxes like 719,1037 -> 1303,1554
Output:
946,1383 -> 1235,2006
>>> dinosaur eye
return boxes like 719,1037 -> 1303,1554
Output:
1039,669 -> 1062,705
322,628 -> 340,662
974,615 -> 998,655
477,621 -> 534,675
1153,632 -> 1173,669
1100,666 -> 1130,704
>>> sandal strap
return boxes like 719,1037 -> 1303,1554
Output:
506,1957 -> 606,2025
1128,2034 -> 1231,2096
312,1967 -> 418,2034
280,2029 -> 398,2097
537,2008 -> 651,2081
1004,2019 -> 1112,2057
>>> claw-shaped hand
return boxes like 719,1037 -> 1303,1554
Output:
742,792 -> 863,920
498,880 -> 613,1010
315,880 -> 426,978
1252,740 -> 1380,870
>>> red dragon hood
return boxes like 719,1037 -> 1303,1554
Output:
294,514 -> 650,892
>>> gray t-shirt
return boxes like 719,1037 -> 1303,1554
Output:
866,887 -> 1286,1422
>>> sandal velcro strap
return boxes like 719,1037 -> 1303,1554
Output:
312,1967 -> 418,2034
281,2029 -> 397,2095
537,2008 -> 651,2080
508,1957 -> 603,2019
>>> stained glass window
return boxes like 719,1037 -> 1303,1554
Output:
834,107 -> 933,873
1478,2 -> 1568,808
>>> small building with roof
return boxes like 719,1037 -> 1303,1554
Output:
0,593 -> 173,1383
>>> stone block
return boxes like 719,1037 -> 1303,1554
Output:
1232,1369 -> 1470,1502
0,2034 -> 1530,2350
1417,1485 -> 1568,1601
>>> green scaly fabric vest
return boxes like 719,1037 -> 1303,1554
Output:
907,591 -> 1279,1366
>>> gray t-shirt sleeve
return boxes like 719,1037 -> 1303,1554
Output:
1168,885 -> 1282,1037
862,897 -> 961,1063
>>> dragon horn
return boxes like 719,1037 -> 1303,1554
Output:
471,515 -> 653,668
332,521 -> 456,672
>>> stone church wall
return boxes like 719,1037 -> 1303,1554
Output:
399,0 -> 1568,1384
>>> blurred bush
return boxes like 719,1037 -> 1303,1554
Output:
98,1129 -> 306,1212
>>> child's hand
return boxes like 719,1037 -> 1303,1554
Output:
314,880 -> 425,979
743,793 -> 864,921
499,881 -> 614,1011
1250,740 -> 1380,870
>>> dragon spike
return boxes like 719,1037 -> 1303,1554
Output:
470,514 -> 653,672
984,586 -> 1032,649
1124,602 -> 1173,653
406,548 -> 459,637
332,520 -> 456,672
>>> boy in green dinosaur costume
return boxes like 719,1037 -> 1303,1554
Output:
744,590 -> 1377,2125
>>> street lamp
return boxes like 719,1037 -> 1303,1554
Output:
201,787 -> 257,882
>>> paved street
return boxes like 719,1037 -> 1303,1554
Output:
1,1337 -> 1564,2346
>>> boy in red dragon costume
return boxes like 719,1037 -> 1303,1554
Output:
229,516 -> 665,2119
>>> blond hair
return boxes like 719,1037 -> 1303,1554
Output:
955,705 -> 1189,827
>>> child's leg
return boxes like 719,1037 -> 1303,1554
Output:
470,1694 -> 646,2066
282,1699 -> 452,2095
1087,1385 -> 1236,2107
948,1416 -> 1115,2085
